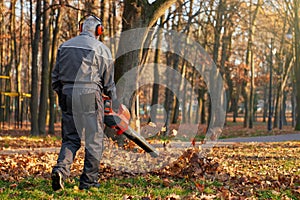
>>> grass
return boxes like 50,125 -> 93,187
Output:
257,190 -> 299,200
1,177 -> 298,200
0,134 -> 61,149
0,175 -> 196,200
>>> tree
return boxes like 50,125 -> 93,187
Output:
38,0 -> 51,135
114,0 -> 180,130
115,0 -> 180,82
292,0 -> 300,130
10,0 -> 18,127
48,4 -> 62,134
30,0 -> 42,136
248,0 -> 261,128
150,18 -> 163,123
0,0 -> 297,134
241,0 -> 261,128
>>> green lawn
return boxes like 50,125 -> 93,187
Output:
0,175 -> 204,199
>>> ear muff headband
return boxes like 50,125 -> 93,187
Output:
79,15 -> 104,36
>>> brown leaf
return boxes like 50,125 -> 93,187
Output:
163,178 -> 172,187
9,183 -> 17,188
165,194 -> 181,200
194,181 -> 204,192
123,195 -> 134,200
293,187 -> 300,194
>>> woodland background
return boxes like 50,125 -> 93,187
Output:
1,0 -> 300,136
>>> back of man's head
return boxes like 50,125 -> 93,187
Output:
82,16 -> 101,35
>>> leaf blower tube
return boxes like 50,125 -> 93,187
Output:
103,97 -> 159,158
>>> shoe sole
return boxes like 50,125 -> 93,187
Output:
52,172 -> 64,191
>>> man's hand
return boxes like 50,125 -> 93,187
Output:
57,90 -> 67,111
103,97 -> 131,134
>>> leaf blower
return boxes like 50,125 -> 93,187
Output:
103,97 -> 159,158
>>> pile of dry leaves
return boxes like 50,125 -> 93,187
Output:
0,134 -> 300,199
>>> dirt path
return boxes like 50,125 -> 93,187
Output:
218,133 -> 300,143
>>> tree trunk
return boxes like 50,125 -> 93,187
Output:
99,0 -> 108,42
241,83 -> 249,128
292,82 -> 296,127
10,0 -> 20,128
282,90 -> 288,126
108,0 -> 117,56
274,12 -> 289,129
150,20 -> 163,123
0,1 -> 3,126
163,87 -> 172,135
195,89 -> 203,124
188,70 -> 195,123
248,0 -> 261,128
293,0 -> 300,130
232,93 -> 238,123
30,0 -> 41,136
114,0 -> 179,135
38,0 -> 50,135
3,4 -> 11,126
201,91 -> 206,124
17,0 -> 24,128
220,27 -> 234,125
48,4 -> 62,134
274,57 -> 293,129
181,73 -> 187,123
114,0 -> 143,84
213,0 -> 225,64
115,0 -> 179,82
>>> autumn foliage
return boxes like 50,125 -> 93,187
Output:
0,130 -> 299,199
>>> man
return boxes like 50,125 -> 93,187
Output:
51,15 -> 118,191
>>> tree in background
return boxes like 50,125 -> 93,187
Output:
48,4 -> 62,134
30,0 -> 42,136
38,0 -> 51,135
114,0 -> 180,133
290,0 -> 300,130
0,0 -> 298,135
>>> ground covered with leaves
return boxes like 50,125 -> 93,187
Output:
0,130 -> 299,199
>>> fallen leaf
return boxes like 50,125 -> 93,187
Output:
163,178 -> 172,187
122,195 -> 134,200
165,194 -> 181,200
9,183 -> 17,188
194,182 -> 204,192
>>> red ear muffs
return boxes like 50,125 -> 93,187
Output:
79,15 -> 104,35
95,24 -> 103,36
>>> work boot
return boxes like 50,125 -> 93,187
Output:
79,182 -> 101,190
51,171 -> 64,191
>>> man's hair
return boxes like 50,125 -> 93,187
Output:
82,16 -> 101,34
